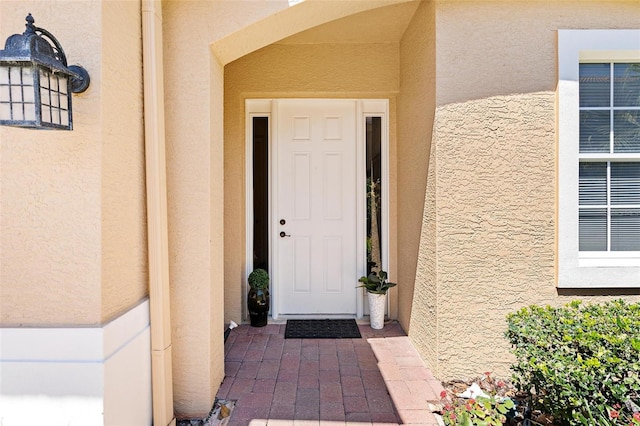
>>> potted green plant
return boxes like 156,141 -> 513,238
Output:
358,270 -> 396,329
247,268 -> 270,327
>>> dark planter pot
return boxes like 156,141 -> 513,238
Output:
248,288 -> 269,327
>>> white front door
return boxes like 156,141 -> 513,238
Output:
275,99 -> 358,315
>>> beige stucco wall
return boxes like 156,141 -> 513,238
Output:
0,1 -> 147,326
163,5 -> 223,417
397,0 -> 436,334
224,42 -> 400,324
409,0 -> 640,381
100,0 -> 148,323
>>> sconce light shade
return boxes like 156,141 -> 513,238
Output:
0,14 -> 90,130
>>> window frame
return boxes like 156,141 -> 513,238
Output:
558,29 -> 640,288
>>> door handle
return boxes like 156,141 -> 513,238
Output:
279,231 -> 290,238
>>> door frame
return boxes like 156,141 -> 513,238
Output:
245,98 -> 389,320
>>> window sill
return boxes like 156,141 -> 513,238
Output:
579,252 -> 640,268
558,260 -> 640,289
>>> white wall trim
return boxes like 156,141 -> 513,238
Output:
0,299 -> 152,426
356,101 -> 366,318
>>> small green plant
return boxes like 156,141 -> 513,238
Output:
439,374 -> 515,426
575,399 -> 640,425
506,299 -> 640,426
248,268 -> 269,290
357,270 -> 396,294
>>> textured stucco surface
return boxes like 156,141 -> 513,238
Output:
397,0 -> 436,333
224,41 -> 400,325
0,1 -> 147,326
163,3 -> 223,416
408,0 -> 640,381
434,92 -> 557,378
100,0 -> 148,323
411,133 -> 439,373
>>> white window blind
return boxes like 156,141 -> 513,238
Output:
578,63 -> 640,254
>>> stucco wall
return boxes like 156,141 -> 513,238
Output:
397,0 -> 436,335
100,0 -> 148,323
224,42 -> 400,324
0,1 -> 147,326
410,0 -> 640,380
163,5 -> 222,417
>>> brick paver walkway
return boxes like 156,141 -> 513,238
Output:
217,321 -> 444,425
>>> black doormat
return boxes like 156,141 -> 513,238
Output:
284,319 -> 361,339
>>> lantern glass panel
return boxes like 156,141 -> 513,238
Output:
41,106 -> 50,123
24,102 -> 36,121
51,108 -> 60,125
24,67 -> 37,121
0,66 -> 38,122
0,66 -> 9,85
0,103 -> 10,120
23,84 -> 35,103
11,85 -> 23,102
40,88 -> 50,123
22,68 -> 34,86
52,90 -> 59,107
0,67 -> 9,120
39,70 -> 49,89
39,69 -> 70,126
61,108 -> 69,126
9,67 -> 22,84
60,93 -> 68,110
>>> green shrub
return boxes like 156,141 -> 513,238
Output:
248,268 -> 269,290
505,299 -> 640,425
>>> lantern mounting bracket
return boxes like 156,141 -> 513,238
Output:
26,15 -> 90,94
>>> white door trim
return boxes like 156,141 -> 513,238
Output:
245,99 -> 389,320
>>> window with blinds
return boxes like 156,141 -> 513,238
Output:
578,63 -> 640,253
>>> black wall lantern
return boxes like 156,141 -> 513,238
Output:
0,14 -> 90,130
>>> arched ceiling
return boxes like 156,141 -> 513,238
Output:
277,1 -> 420,45
211,0 -> 420,65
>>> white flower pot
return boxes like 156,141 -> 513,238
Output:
368,292 -> 386,329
